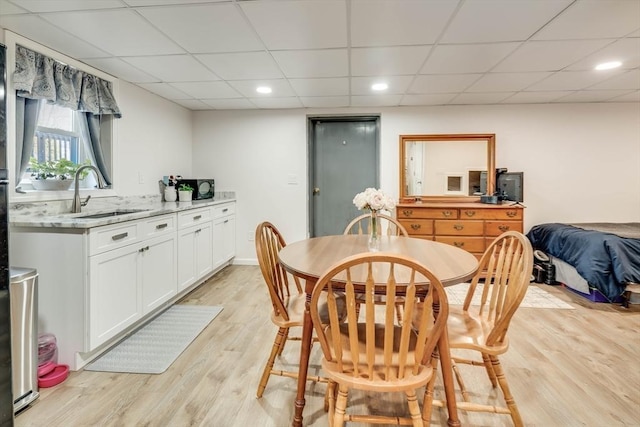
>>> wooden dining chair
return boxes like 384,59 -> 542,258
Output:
343,213 -> 409,237
344,214 -> 409,325
431,231 -> 533,426
310,252 -> 449,426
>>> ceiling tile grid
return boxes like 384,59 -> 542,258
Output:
0,0 -> 637,110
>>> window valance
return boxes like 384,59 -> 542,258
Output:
13,45 -> 122,118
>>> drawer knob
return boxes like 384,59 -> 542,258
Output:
156,223 -> 168,230
402,209 -> 413,217
453,242 -> 464,248
465,211 -> 476,217
442,210 -> 452,217
498,225 -> 510,232
507,211 -> 517,218
111,232 -> 128,241
194,215 -> 202,220
222,208 -> 228,213
411,224 -> 421,231
453,224 -> 464,230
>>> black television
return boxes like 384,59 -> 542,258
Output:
497,172 -> 524,203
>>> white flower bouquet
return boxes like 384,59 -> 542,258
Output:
353,188 -> 396,212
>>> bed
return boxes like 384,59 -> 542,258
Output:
526,223 -> 640,303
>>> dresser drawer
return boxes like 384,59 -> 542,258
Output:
459,208 -> 523,220
435,220 -> 483,236
398,207 -> 459,219
212,202 -> 235,219
90,222 -> 140,255
399,219 -> 433,235
178,207 -> 212,229
435,236 -> 485,253
141,214 -> 176,238
485,221 -> 523,236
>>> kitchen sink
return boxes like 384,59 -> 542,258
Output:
76,209 -> 148,219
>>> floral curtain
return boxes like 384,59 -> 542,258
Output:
13,45 -> 121,189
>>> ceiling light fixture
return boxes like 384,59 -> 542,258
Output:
256,86 -> 272,94
371,83 -> 388,91
594,61 -> 622,71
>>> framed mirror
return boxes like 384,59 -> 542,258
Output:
399,134 -> 495,202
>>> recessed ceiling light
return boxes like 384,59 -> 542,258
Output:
595,61 -> 622,71
371,83 -> 388,91
256,86 -> 272,94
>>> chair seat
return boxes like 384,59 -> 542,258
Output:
274,292 -> 347,328
321,322 -> 433,392
446,306 -> 510,355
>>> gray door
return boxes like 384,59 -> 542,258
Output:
309,117 -> 379,237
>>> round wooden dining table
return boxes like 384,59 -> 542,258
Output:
278,234 -> 479,427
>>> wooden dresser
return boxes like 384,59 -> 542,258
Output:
396,202 -> 524,258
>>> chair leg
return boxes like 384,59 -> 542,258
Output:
325,381 -> 337,427
451,358 -> 470,402
490,355 -> 524,427
422,350 -> 440,424
277,328 -> 290,356
406,390 -> 423,427
256,327 -> 288,398
395,301 -> 404,325
482,352 -> 498,387
334,384 -> 348,427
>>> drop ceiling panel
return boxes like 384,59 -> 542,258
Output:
501,91 -> 571,104
299,96 -> 349,108
0,0 -> 28,14
82,58 -> 158,83
351,76 -> 414,95
249,97 -> 303,109
610,90 -> 640,102
565,38 -> 640,71
467,72 -> 551,92
137,82 -> 191,100
201,98 -> 256,110
137,4 -> 263,53
532,0 -> 640,40
400,93 -> 457,106
41,9 -> 183,56
241,0 -> 347,50
123,55 -> 219,81
351,46 -> 431,76
409,74 -> 481,94
14,0 -> 125,12
554,90 -> 632,103
195,52 -> 283,80
494,39 -> 612,72
124,0 -> 226,5
527,70 -> 626,91
350,0 -> 457,47
288,78 -> 349,97
441,0 -> 572,43
421,43 -> 521,74
170,81 -> 241,99
228,79 -> 295,98
173,99 -> 213,110
588,70 -> 640,91
272,49 -> 348,78
351,94 -> 403,107
450,92 -> 514,104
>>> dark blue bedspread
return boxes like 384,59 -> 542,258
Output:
526,223 -> 640,300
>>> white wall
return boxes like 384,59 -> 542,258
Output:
192,103 -> 640,263
116,81 -> 193,196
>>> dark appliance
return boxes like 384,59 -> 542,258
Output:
175,179 -> 215,200
533,249 -> 557,285
0,42 -> 15,425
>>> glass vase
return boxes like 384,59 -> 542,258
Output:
368,210 -> 380,251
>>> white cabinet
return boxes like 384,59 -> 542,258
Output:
212,202 -> 236,270
177,207 -> 213,290
88,213 -> 177,348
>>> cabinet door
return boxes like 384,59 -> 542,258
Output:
141,234 -> 177,314
89,245 -> 141,349
213,215 -> 236,270
177,228 -> 197,290
195,222 -> 213,280
222,215 -> 236,262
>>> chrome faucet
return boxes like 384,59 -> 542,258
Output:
71,165 -> 106,213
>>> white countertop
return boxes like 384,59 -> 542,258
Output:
9,194 -> 236,229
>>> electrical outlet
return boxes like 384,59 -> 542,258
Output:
247,231 -> 254,241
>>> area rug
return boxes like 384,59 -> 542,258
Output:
85,305 -> 223,374
445,283 -> 574,309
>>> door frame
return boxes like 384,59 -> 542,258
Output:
307,114 -> 381,237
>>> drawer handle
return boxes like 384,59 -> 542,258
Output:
453,242 -> 464,248
410,224 -> 421,231
498,225 -> 510,232
453,224 -> 464,230
195,229 -> 201,233
111,232 -> 128,241
193,215 -> 202,220
442,210 -> 452,217
224,219 -> 229,224
465,211 -> 476,217
222,208 -> 228,213
138,246 -> 150,253
507,211 -> 517,218
402,209 -> 413,217
156,223 -> 168,230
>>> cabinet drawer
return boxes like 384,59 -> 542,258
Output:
178,207 -> 212,229
90,222 -> 140,255
434,220 -> 483,236
141,214 -> 176,238
398,207 -> 459,220
435,236 -> 485,253
485,221 -> 523,236
212,203 -> 235,219
399,219 -> 433,235
461,208 -> 522,220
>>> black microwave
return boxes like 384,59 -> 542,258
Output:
176,179 -> 214,200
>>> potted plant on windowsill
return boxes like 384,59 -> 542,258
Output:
29,157 -> 91,191
178,183 -> 194,202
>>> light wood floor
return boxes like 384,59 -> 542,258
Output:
15,265 -> 640,427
